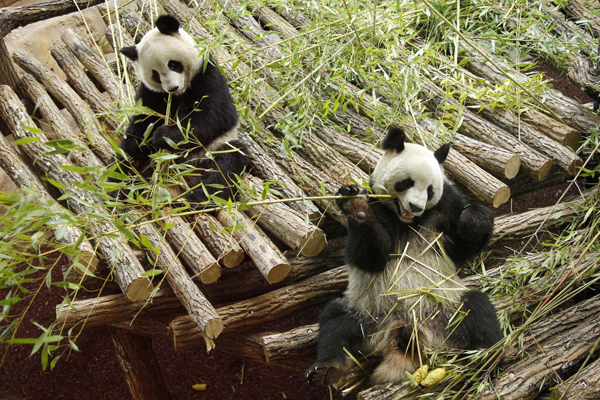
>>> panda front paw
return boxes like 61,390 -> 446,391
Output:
152,125 -> 178,149
456,203 -> 494,244
305,361 -> 346,387
336,185 -> 369,221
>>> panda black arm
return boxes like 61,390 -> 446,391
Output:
337,185 -> 396,273
435,183 -> 494,264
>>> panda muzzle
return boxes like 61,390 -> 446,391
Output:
397,201 -> 414,220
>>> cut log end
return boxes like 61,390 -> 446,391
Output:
199,263 -> 221,284
568,157 -> 584,176
299,230 -> 327,257
267,263 -> 291,284
125,277 -> 153,301
504,155 -> 521,180
537,160 -> 554,181
564,131 -> 582,152
493,186 -> 511,208
205,319 -> 224,339
222,249 -> 245,268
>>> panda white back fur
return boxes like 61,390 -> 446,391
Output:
307,128 -> 502,386
114,15 -> 249,203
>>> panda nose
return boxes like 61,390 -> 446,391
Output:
168,85 -> 179,93
409,203 -> 423,213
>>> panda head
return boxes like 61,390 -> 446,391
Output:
371,128 -> 450,223
120,15 -> 201,95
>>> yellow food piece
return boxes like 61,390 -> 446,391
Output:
420,368 -> 447,387
410,364 -> 429,387
192,384 -> 207,391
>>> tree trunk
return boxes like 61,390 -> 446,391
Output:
12,49 -> 113,165
50,44 -> 118,130
452,133 -> 521,179
169,266 -> 348,348
217,209 -> 291,284
241,175 -> 326,257
61,28 -> 123,103
134,216 -> 222,339
189,212 -> 245,269
109,328 -> 171,400
0,85 -> 151,301
160,211 -> 221,284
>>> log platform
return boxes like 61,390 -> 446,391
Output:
0,0 -> 599,399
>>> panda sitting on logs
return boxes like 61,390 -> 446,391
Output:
114,15 -> 249,203
306,127 -> 502,386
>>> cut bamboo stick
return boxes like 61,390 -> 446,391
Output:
190,212 -> 245,269
217,209 -> 290,284
160,210 -> 221,284
0,85 -> 151,301
241,174 -> 326,257
12,49 -> 114,166
170,266 -> 348,348
61,28 -> 124,103
134,215 -> 222,339
452,133 -> 521,180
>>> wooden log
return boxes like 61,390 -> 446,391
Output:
541,6 -> 596,56
0,85 -> 151,300
451,133 -> 521,179
50,44 -> 118,130
241,174 -> 326,257
0,0 -> 106,37
169,266 -> 348,348
459,40 -> 600,132
134,215 -> 222,338
238,134 -> 322,221
471,103 -> 583,175
119,8 -> 152,43
568,56 -> 600,105
217,209 -> 291,284
418,118 -> 511,207
104,24 -> 139,89
61,28 -> 123,103
189,212 -> 245,268
257,6 -> 299,38
420,78 -> 553,181
110,315 -> 172,340
160,211 -> 221,284
0,38 -> 23,100
0,144 -> 98,280
491,189 -> 596,245
554,357 -> 600,399
262,323 -> 318,363
56,241 -> 345,330
108,328 -> 171,400
520,108 -> 581,151
358,382 -> 415,400
482,296 -> 600,400
12,49 -> 114,166
19,73 -> 105,169
505,169 -> 572,198
557,0 -> 600,38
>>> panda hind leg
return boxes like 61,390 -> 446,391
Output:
448,290 -> 503,350
306,298 -> 367,387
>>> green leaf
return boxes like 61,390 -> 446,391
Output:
320,181 -> 326,196
142,269 -> 163,277
13,137 -> 41,146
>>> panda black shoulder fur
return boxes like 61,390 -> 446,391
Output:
306,128 -> 503,386
116,15 -> 249,203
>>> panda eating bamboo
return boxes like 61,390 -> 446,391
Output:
114,15 -> 249,203
307,127 -> 503,386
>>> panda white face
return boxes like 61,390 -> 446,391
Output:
372,130 -> 448,223
120,15 -> 201,96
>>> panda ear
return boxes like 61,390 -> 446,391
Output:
156,15 -> 180,35
434,143 -> 450,164
381,127 -> 405,153
120,46 -> 138,61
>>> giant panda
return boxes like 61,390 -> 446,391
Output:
114,14 -> 249,203
306,127 -> 503,386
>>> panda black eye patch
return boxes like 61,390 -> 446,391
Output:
152,70 -> 161,84
394,178 -> 414,192
168,60 -> 184,73
427,185 -> 434,200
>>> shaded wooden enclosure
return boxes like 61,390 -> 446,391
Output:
0,0 -> 599,399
